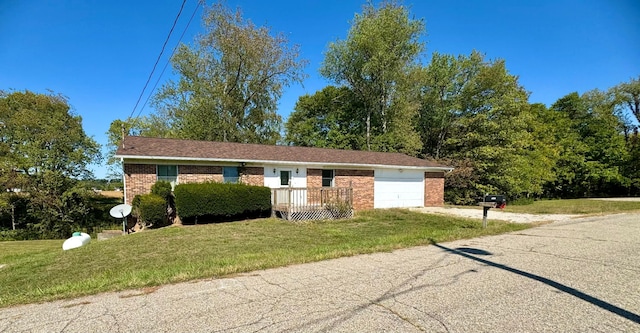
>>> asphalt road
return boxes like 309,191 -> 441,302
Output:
1,213 -> 639,332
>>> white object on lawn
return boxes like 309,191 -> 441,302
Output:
109,204 -> 132,234
62,232 -> 91,250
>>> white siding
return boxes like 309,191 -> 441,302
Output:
263,165 -> 307,188
374,169 -> 424,208
264,165 -> 308,205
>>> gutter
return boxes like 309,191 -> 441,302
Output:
114,154 -> 454,172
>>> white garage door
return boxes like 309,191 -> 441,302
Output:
374,169 -> 424,208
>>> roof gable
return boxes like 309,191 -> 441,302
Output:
115,136 -> 450,170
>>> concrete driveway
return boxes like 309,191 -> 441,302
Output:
1,213 -> 639,332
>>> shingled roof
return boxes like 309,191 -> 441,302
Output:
115,136 -> 451,170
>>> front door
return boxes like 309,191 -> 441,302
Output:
279,170 -> 292,187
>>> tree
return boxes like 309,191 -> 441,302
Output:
0,90 -> 100,179
285,86 -> 366,150
418,53 -> 557,202
150,1 -> 307,144
418,51 -> 482,159
613,76 -> 640,124
0,90 -> 101,237
545,91 -> 628,197
320,0 -> 424,155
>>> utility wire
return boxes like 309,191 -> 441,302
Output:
135,1 -> 201,119
128,0 -> 188,120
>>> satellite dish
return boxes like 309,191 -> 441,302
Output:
110,204 -> 132,218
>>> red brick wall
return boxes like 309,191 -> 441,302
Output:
335,169 -> 374,210
240,167 -> 264,186
124,164 -> 267,205
178,165 -> 222,184
424,172 -> 445,207
124,164 -> 156,205
307,169 -> 322,188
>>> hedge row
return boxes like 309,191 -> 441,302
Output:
132,194 -> 167,227
174,182 -> 271,221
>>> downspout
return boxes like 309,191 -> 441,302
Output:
121,157 -> 127,205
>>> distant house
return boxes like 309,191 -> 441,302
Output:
114,136 -> 452,210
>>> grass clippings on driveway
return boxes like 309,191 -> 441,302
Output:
0,209 -> 529,308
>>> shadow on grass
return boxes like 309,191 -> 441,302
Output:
432,242 -> 640,325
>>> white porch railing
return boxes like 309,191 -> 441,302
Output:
271,187 -> 353,221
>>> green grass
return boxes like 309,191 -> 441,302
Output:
0,209 -> 529,308
453,198 -> 640,215
503,199 -> 640,214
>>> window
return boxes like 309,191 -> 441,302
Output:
322,169 -> 334,187
157,165 -> 177,188
223,167 -> 240,183
280,170 -> 291,186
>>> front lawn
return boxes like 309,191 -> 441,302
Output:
0,209 -> 529,308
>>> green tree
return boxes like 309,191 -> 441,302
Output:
320,0 -> 423,155
0,90 -> 100,179
613,76 -> 640,124
285,86 -> 365,150
545,91 -> 628,197
418,51 -> 482,159
0,90 -> 101,237
151,1 -> 307,144
418,53 -> 557,202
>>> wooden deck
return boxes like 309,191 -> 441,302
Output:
271,187 -> 353,221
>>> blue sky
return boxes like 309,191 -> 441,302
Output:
1,0 -> 639,179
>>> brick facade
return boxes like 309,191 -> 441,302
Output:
124,164 -> 156,205
240,167 -> 264,186
424,172 -> 445,207
307,169 -> 322,188
178,165 -> 223,184
335,169 -> 375,210
305,169 -> 374,210
124,164 -> 265,205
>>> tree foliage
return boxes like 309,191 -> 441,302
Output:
0,90 -> 100,179
107,2 -> 307,169
613,76 -> 640,125
319,0 -> 423,155
543,91 -> 628,197
0,90 -> 102,238
417,52 -> 557,202
150,1 -> 307,144
285,86 -> 365,150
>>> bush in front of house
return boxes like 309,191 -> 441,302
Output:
174,182 -> 271,223
132,194 -> 167,228
151,181 -> 172,201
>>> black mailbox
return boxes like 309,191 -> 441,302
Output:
484,195 -> 506,206
477,194 -> 507,228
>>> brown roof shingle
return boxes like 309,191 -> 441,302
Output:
115,136 -> 450,169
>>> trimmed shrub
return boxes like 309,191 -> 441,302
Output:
136,194 -> 167,227
174,182 -> 271,222
151,181 -> 172,201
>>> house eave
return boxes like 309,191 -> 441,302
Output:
114,154 -> 454,172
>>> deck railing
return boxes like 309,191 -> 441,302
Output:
271,187 -> 353,221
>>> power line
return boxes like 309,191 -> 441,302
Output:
128,0 -> 188,120
135,1 -> 201,120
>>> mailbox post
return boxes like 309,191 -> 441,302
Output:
478,195 -> 506,228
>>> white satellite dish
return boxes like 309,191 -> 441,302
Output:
110,204 -> 132,218
109,204 -> 132,234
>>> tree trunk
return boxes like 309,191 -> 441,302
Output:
11,204 -> 15,231
366,112 -> 371,150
